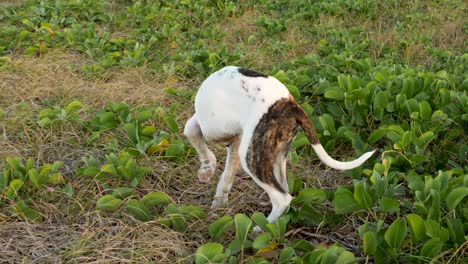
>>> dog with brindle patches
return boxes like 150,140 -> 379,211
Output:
184,66 -> 375,226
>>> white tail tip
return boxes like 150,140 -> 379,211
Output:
311,144 -> 375,170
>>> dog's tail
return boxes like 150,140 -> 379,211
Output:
294,105 -> 375,170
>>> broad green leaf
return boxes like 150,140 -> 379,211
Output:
112,187 -> 134,199
373,91 -> 389,110
164,114 -> 179,133
97,195 -> 122,210
286,84 -> 301,100
332,188 -> 360,214
235,213 -> 253,245
279,247 -> 296,263
127,199 -> 152,222
251,212 -> 269,232
406,214 -> 426,242
141,191 -> 172,208
378,197 -> 400,213
324,86 -> 344,101
141,125 -> 156,137
419,101 -> 432,120
354,182 -> 373,209
368,128 -> 387,144
81,167 -> 100,177
100,164 -> 118,177
136,110 -> 152,123
28,169 -> 41,188
420,238 -> 443,258
209,215 -> 234,240
195,243 -> 226,264
446,218 -> 465,245
384,218 -> 407,250
6,157 -> 26,174
246,257 -> 269,264
291,188 -> 326,205
64,183 -> 74,198
6,179 -> 23,200
445,187 -> 468,211
13,200 -> 43,223
425,219 -> 449,242
363,231 -> 377,255
417,131 -> 435,149
252,232 -> 272,249
335,250 -> 356,264
166,204 -> 186,231
179,205 -> 206,220
124,122 -> 139,144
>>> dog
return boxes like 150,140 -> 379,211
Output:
184,66 -> 375,225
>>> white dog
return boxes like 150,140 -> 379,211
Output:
184,66 -> 375,224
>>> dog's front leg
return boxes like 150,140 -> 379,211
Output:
211,137 -> 241,208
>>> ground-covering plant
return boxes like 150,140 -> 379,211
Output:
0,0 -> 466,263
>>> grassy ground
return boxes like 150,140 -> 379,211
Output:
0,0 -> 467,263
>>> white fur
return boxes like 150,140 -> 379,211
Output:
184,66 -> 375,226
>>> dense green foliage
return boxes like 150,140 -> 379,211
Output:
0,0 -> 466,263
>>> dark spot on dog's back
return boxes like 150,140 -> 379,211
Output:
238,68 -> 268,78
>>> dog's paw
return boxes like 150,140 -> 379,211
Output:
210,197 -> 228,209
197,163 -> 215,183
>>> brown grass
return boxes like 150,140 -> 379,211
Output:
1,1 -> 466,262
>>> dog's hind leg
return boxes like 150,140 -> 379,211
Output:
211,136 -> 241,208
184,115 -> 216,183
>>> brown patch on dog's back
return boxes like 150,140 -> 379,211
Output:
246,98 -> 320,193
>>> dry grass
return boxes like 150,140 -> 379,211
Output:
1,1 -> 466,262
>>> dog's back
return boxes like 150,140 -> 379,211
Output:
194,66 -> 289,142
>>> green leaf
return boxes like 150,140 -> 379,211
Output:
127,199 -> 152,222
6,179 -> 24,200
419,101 -> 432,120
195,243 -> 226,264
417,131 -> 435,149
136,110 -> 152,123
324,86 -> 344,101
112,187 -> 134,199
81,167 -> 100,177
209,215 -> 234,240
251,212 -> 269,232
141,191 -> 172,208
378,197 -> 400,213
64,183 -> 74,198
286,84 -> 301,100
96,194 -> 122,210
164,114 -> 179,133
13,200 -> 43,223
235,213 -> 253,246
335,249 -> 356,264
124,122 -> 139,144
179,205 -> 205,220
368,128 -> 387,144
333,188 -> 360,214
252,232 -> 272,249
279,247 -> 296,263
291,188 -> 326,205
406,214 -> 426,242
384,217 -> 407,250
100,164 -> 118,177
363,231 -> 377,255
420,238 -> 443,258
354,182 -> 373,209
445,187 -> 468,211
